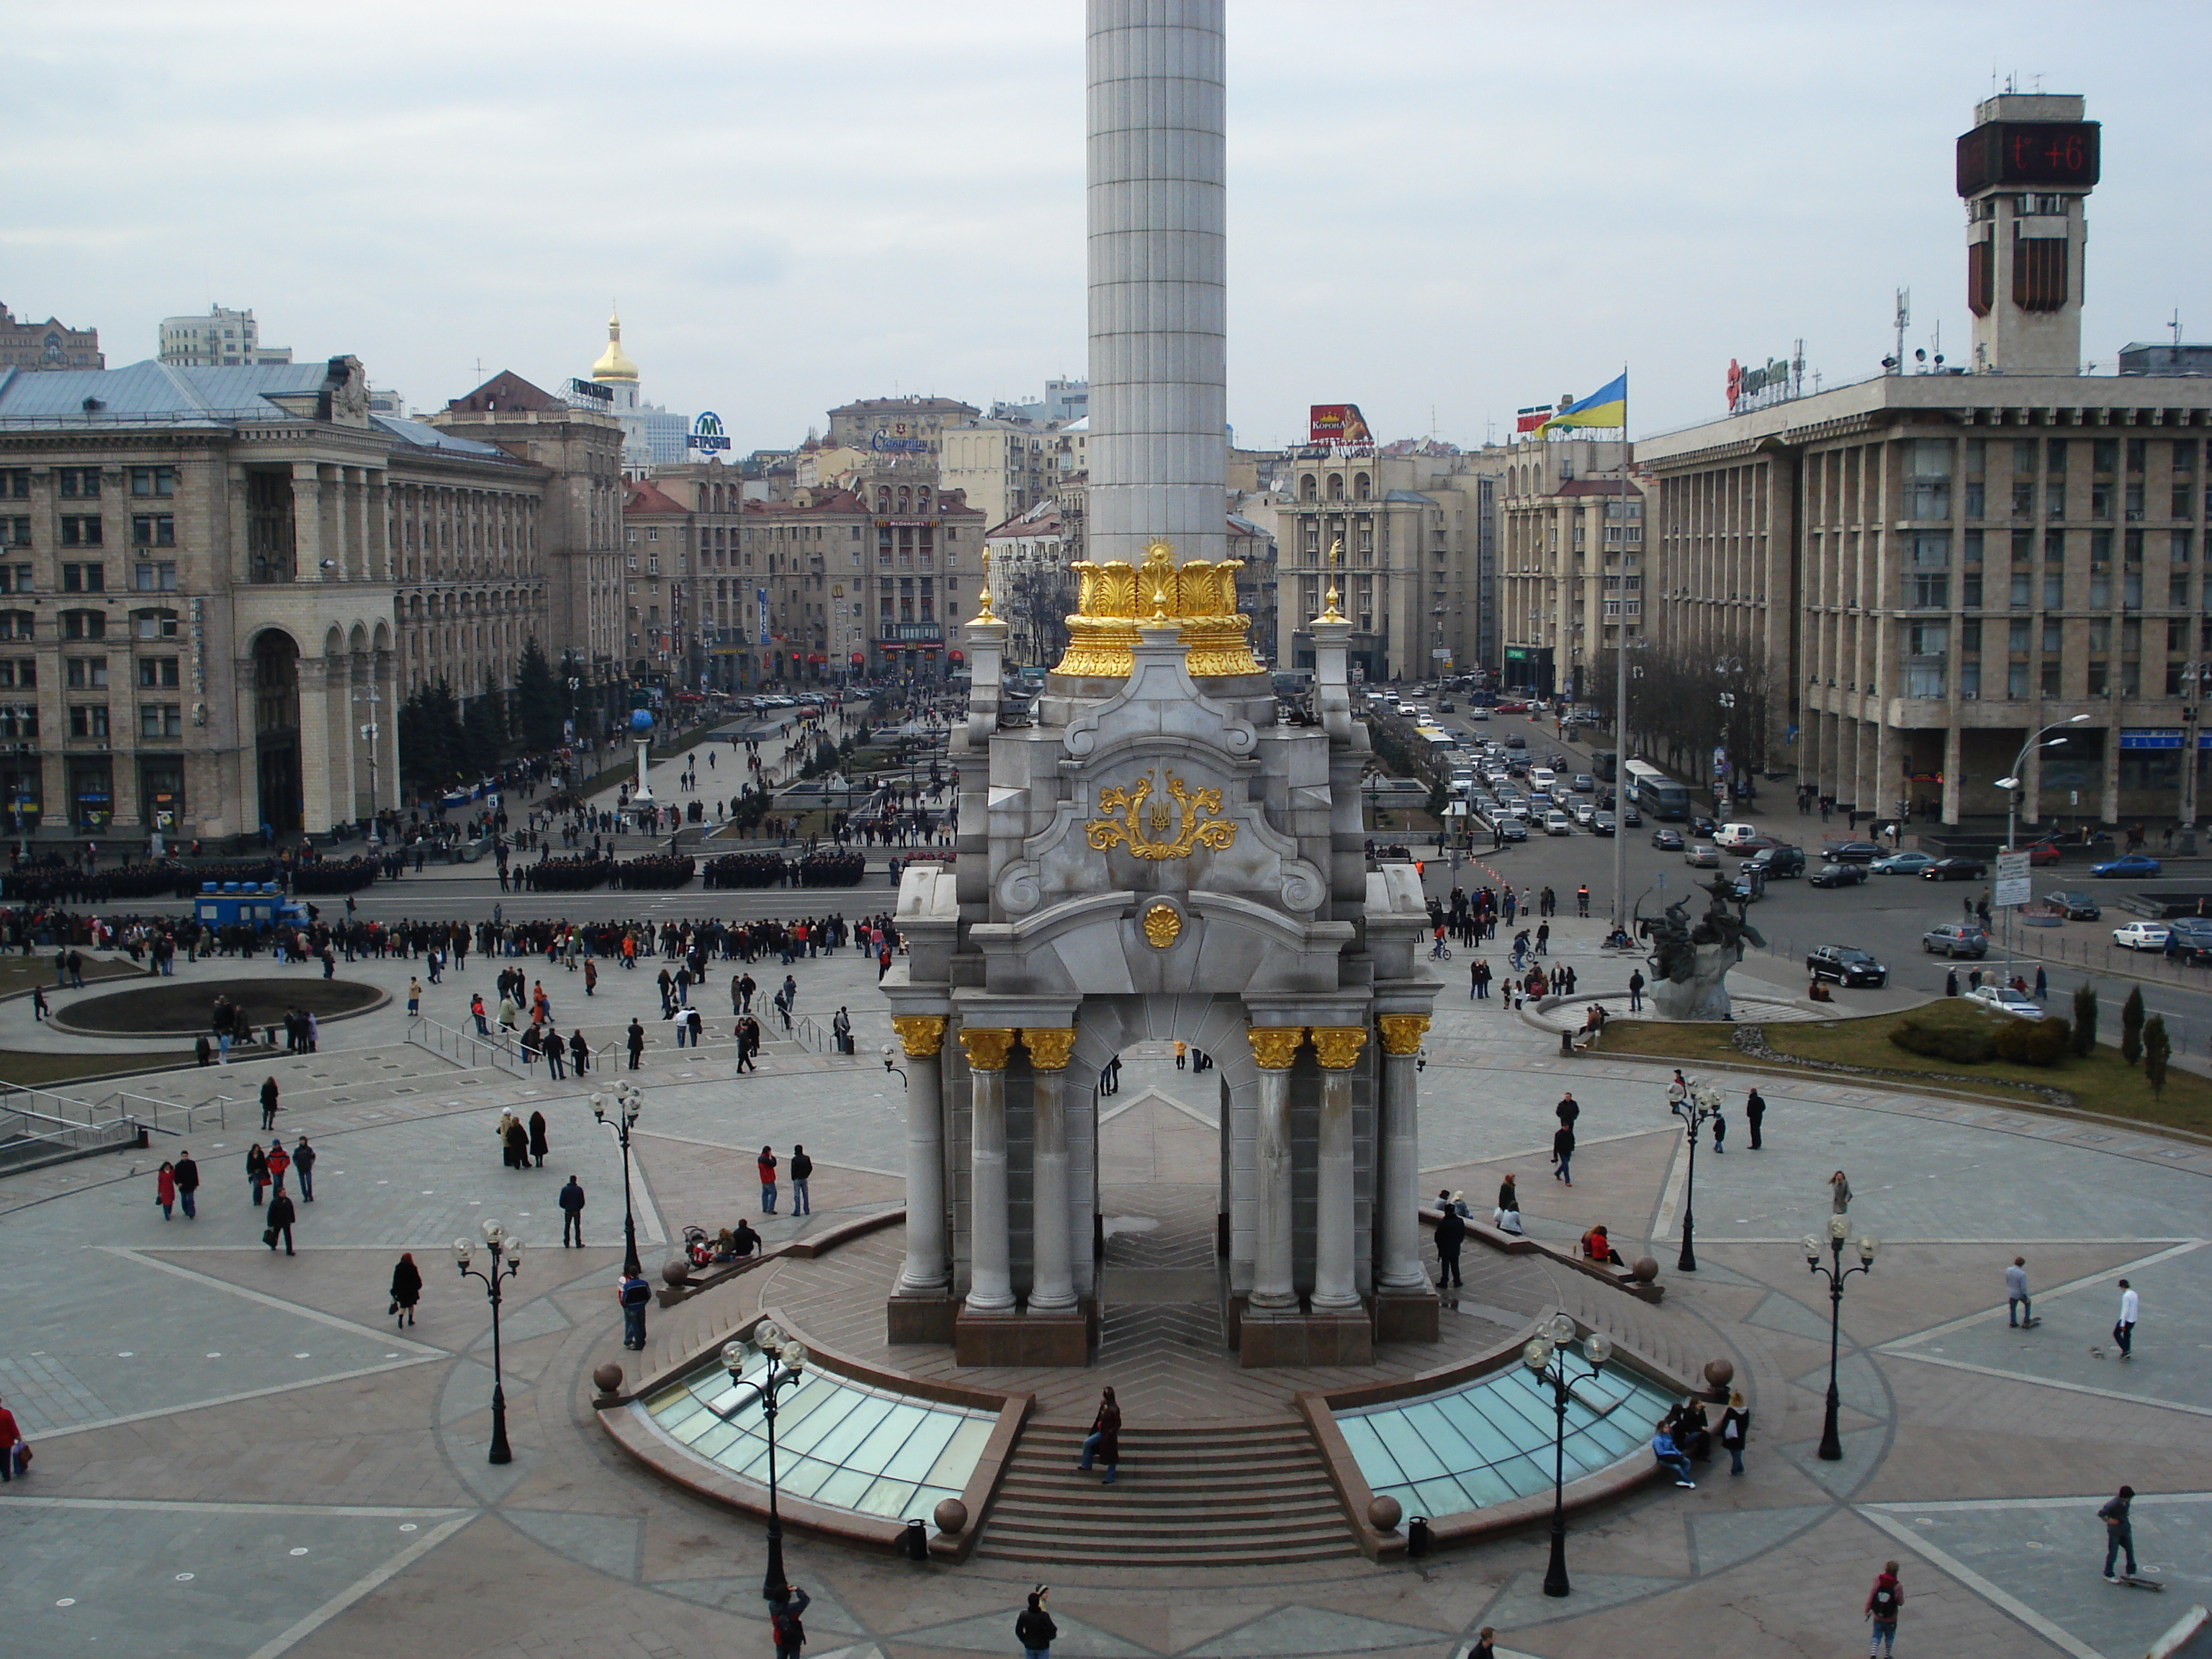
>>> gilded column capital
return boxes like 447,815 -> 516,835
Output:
1310,1026 -> 1369,1070
1021,1027 -> 1077,1071
1246,1025 -> 1306,1071
1376,1015 -> 1431,1056
958,1027 -> 1018,1072
889,1015 -> 948,1058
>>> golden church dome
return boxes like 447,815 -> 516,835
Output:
591,306 -> 639,383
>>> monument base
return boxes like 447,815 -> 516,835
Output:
886,1292 -> 960,1346
1233,1301 -> 1374,1367
1373,1287 -> 1440,1344
953,1303 -> 1094,1367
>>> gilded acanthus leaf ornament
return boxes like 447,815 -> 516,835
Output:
1376,1015 -> 1431,1056
889,1014 -> 948,1057
1021,1028 -> 1078,1071
1246,1026 -> 1306,1071
958,1028 -> 1018,1071
1309,1026 -> 1369,1070
1086,770 -> 1238,861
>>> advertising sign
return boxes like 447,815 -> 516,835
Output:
756,588 -> 770,647
871,429 -> 929,454
1308,404 -> 1374,446
687,410 -> 732,453
1993,850 -> 2032,908
1725,356 -> 1794,412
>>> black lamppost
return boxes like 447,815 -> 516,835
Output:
591,1082 -> 644,1280
1521,1312 -> 1614,1599
1669,1081 -> 1722,1272
455,1219 -> 524,1464
709,1324 -> 811,1601
1805,1213 -> 1877,1461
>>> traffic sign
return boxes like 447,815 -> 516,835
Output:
1994,850 -> 2031,907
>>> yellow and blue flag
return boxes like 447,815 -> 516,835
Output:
1535,372 -> 1627,436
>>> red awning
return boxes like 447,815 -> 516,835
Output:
947,650 -> 966,663
850,651 -> 867,663
807,653 -> 824,665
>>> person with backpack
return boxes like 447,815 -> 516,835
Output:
1015,1586 -> 1057,1659
618,1269 -> 652,1349
768,1584 -> 810,1659
1863,1562 -> 1903,1655
788,1145 -> 812,1216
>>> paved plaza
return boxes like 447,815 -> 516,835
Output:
0,918 -> 2206,1659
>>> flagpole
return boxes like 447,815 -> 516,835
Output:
1611,364 -> 1631,942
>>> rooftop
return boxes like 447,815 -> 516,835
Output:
0,357 -> 349,428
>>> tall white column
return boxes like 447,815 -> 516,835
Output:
1025,1028 -> 1077,1313
1310,1027 -> 1367,1311
1087,0 -> 1226,569
961,1028 -> 1017,1313
1375,1016 -> 1431,1292
893,1016 -> 950,1295
1246,1027 -> 1303,1310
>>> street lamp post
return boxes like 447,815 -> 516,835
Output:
2179,662 -> 2207,854
1805,1214 -> 1877,1461
356,687 -> 383,846
455,1219 -> 524,1464
591,1083 -> 644,1280
1992,714 -> 2093,856
710,1326 -> 811,1601
1670,1081 -> 1722,1272
1521,1311 -> 1614,1598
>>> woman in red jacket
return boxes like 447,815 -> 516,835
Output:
757,1146 -> 778,1214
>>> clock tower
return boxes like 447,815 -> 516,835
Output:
1958,93 -> 2100,375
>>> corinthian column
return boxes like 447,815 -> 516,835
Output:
1375,1015 -> 1431,1293
1309,1026 -> 1367,1310
1023,1028 -> 1078,1312
891,1015 -> 950,1295
1246,1025 -> 1303,1310
960,1028 -> 1019,1314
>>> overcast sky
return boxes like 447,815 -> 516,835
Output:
6,1 -> 2207,454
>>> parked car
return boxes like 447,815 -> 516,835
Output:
1745,845 -> 1805,878
1591,811 -> 1617,836
1823,841 -> 1884,863
1712,822 -> 1762,849
2113,922 -> 2172,952
1544,811 -> 1574,836
1966,984 -> 2043,1019
1922,922 -> 1990,958
1690,816 -> 1717,840
1685,845 -> 1721,868
1496,818 -> 1529,842
2043,891 -> 2102,920
1726,835 -> 1784,857
2090,853 -> 2163,878
2023,840 -> 2063,866
1871,850 -> 1938,875
2164,917 -> 2212,963
1809,861 -> 1869,888
1919,858 -> 1988,881
1652,827 -> 1686,851
1807,945 -> 1888,987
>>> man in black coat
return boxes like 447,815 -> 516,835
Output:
173,1151 -> 200,1220
1745,1087 -> 1767,1150
266,1189 -> 297,1256
559,1177 -> 585,1247
1434,1205 -> 1466,1288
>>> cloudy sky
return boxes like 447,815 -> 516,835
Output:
6,1 -> 2206,453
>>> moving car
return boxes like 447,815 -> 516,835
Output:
1921,922 -> 1990,958
1823,841 -> 1884,863
1505,734 -> 1528,750
1871,850 -> 1938,875
1437,699 -> 1456,712
1726,834 -> 1784,857
1918,857 -> 1988,881
1712,822 -> 1762,849
1966,985 -> 2044,1019
1591,811 -> 1617,836
2090,853 -> 2163,878
1745,845 -> 1805,878
1651,827 -> 1686,851
1570,773 -> 1596,794
1685,845 -> 1720,868
1690,816 -> 1717,839
1621,804 -> 1642,827
2042,891 -> 2101,920
2113,922 -> 2171,952
1544,811 -> 1574,836
2023,840 -> 2063,866
1809,860 -> 1869,888
1807,945 -> 1888,987
1495,818 -> 1529,842
1570,800 -> 1596,827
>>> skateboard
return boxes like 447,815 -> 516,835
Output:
2108,1573 -> 2164,1591
2011,1316 -> 2041,1329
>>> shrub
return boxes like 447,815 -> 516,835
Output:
2121,986 -> 2145,1066
2071,982 -> 2098,1057
2144,1015 -> 2171,1095
1993,1016 -> 2072,1067
1890,1017 -> 1994,1064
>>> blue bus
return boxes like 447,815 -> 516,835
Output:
1623,760 -> 1691,821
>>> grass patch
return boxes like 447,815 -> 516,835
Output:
0,957 -> 140,997
0,1049 -> 197,1088
1601,999 -> 2212,1139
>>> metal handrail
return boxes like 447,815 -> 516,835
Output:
107,1089 -> 232,1136
407,1014 -> 526,1078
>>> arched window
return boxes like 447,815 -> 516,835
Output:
897,487 -> 911,515
1354,472 -> 1371,500
1328,473 -> 1345,500
1300,473 -> 1318,503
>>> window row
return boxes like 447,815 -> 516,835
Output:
0,467 -> 175,500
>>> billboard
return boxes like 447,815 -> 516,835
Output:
687,410 -> 732,453
1308,404 -> 1373,446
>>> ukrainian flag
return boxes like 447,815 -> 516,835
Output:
1535,372 -> 1627,436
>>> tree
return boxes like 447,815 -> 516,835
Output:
2120,986 -> 2146,1066
513,638 -> 563,753
460,669 -> 508,778
2143,1015 -> 2171,1095
2070,981 -> 2098,1058
1003,561 -> 1075,670
397,678 -> 464,798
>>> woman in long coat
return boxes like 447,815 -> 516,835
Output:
528,1110 -> 549,1169
390,1252 -> 422,1327
505,1118 -> 529,1172
246,1142 -> 269,1205
1076,1386 -> 1120,1484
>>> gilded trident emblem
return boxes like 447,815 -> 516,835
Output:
1087,770 -> 1238,861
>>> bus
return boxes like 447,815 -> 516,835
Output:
1623,759 -> 1691,821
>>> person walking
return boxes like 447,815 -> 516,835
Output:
788,1145 -> 812,1216
0,1393 -> 25,1483
246,1142 -> 269,1206
504,1116 -> 529,1172
174,1150 -> 199,1219
559,1177 -> 586,1247
570,1029 -> 590,1076
265,1187 -> 297,1255
1745,1087 -> 1766,1149
1555,1091 -> 1581,1132
1830,1169 -> 1853,1214
260,1076 -> 282,1131
156,1160 -> 177,1220
2006,1257 -> 2032,1326
618,1267 -> 651,1349
1710,1107 -> 1727,1154
2113,1279 -> 2138,1359
1434,1203 -> 1466,1287
1720,1390 -> 1751,1476
1016,1587 -> 1058,1659
626,1018 -> 645,1069
1863,1562 -> 1903,1658
1076,1387 -> 1121,1483
1552,1122 -> 1575,1186
1627,967 -> 1644,1012
265,1138 -> 292,1195
390,1252 -> 421,1326
528,1110 -> 549,1169
2099,1485 -> 2139,1581
757,1146 -> 779,1214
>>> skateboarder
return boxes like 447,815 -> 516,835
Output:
2100,1486 -> 2139,1583
2113,1279 -> 2139,1359
2006,1257 -> 2033,1327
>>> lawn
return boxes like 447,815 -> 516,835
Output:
1600,998 -> 2212,1139
0,1048 -> 196,1088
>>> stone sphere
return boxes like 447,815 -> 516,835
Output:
1367,1495 -> 1403,1532
630,708 -> 655,734
1629,1256 -> 1660,1282
593,1362 -> 624,1395
932,1498 -> 969,1535
1703,1357 -> 1736,1393
662,1259 -> 692,1286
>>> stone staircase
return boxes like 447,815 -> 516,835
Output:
976,1419 -> 1360,1567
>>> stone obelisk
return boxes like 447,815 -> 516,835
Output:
1087,0 -> 1226,571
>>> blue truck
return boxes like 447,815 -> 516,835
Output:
193,882 -> 311,931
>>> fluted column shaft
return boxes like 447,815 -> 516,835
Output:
892,1016 -> 950,1295
1247,1026 -> 1303,1310
961,1028 -> 1018,1314
1376,1016 -> 1431,1292
1026,1028 -> 1078,1313
1310,1027 -> 1367,1311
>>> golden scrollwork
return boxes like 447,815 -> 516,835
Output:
1309,1026 -> 1370,1070
1376,1015 -> 1431,1056
1140,902 -> 1182,949
1086,770 -> 1238,861
1021,1027 -> 1077,1071
889,1014 -> 948,1057
958,1027 -> 1018,1072
1051,541 -> 1263,679
1246,1026 -> 1306,1071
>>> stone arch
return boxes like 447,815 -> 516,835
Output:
248,628 -> 304,835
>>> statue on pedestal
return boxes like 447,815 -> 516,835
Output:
1637,872 -> 1766,1021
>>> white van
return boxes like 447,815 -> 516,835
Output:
1530,767 -> 1557,793
1712,822 -> 1761,849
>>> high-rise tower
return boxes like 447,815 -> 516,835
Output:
1957,93 -> 2100,374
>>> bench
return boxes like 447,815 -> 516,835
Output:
1560,1024 -> 1604,1055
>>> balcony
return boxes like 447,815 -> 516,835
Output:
880,622 -> 943,643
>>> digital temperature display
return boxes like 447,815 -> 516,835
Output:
1956,121 -> 2101,194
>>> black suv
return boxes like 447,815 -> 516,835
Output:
1807,945 -> 1888,987
1745,845 -> 1805,878
2164,917 -> 2212,964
